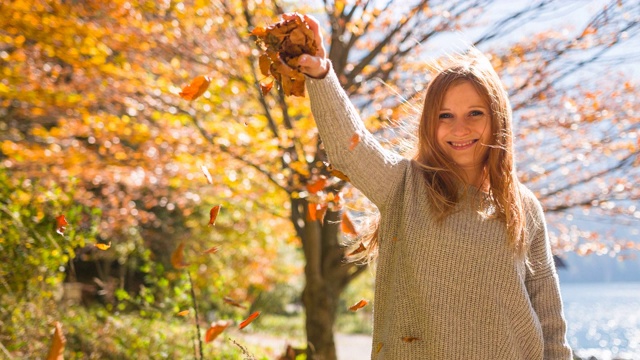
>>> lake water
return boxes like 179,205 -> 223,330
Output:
561,282 -> 640,360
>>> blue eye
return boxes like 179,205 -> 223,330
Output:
439,113 -> 453,119
470,110 -> 484,117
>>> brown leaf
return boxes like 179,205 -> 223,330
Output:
171,242 -> 189,269
258,54 -> 271,77
46,321 -> 66,360
347,242 -> 366,256
260,79 -> 274,96
341,212 -> 357,236
223,296 -> 247,309
316,205 -> 328,224
348,299 -> 368,312
203,246 -> 219,254
55,215 -> 68,236
208,205 -> 221,226
205,320 -> 230,343
401,336 -> 420,343
179,75 -> 211,101
375,342 -> 383,354
239,311 -> 261,329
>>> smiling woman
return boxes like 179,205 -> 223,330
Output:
293,12 -> 574,360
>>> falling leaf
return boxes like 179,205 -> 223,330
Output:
305,177 -> 327,194
179,75 -> 211,101
348,299 -> 368,312
55,215 -> 68,236
349,133 -> 360,151
95,241 -> 112,250
341,212 -> 357,236
203,246 -> 219,254
223,296 -> 247,309
46,321 -> 66,360
375,342 -> 383,354
205,320 -> 230,343
307,203 -> 317,221
316,205 -> 328,224
171,242 -> 189,269
177,310 -> 190,316
347,242 -> 366,256
239,311 -> 261,329
259,79 -> 274,96
325,162 -> 350,182
208,205 -> 221,226
401,336 -> 420,343
201,165 -> 213,184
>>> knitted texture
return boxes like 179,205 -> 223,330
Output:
306,69 -> 572,359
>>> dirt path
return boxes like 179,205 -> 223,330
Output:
240,332 -> 372,359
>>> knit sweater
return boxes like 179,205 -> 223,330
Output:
306,69 -> 572,359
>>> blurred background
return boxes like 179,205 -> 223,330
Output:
1,0 -> 638,359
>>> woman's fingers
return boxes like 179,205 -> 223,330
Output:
298,54 -> 329,79
302,14 -> 326,58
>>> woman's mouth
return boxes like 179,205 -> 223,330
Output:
447,139 -> 478,150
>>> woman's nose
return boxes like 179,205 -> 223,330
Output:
451,118 -> 470,136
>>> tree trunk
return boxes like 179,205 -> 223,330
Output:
291,197 -> 364,360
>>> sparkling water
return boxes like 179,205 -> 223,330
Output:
561,282 -> 640,360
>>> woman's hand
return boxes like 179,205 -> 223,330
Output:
282,13 -> 330,79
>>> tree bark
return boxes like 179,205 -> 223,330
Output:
293,197 -> 358,360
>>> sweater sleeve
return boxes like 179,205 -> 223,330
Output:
305,66 -> 408,208
524,196 -> 573,359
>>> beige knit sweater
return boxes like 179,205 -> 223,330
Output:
306,69 -> 572,359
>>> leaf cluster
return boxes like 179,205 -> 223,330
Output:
251,13 -> 317,97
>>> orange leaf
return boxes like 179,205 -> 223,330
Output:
341,212 -> 357,236
316,205 -> 328,224
223,296 -> 247,309
46,321 -> 66,360
401,336 -> 420,343
347,242 -> 366,256
179,75 -> 211,101
205,320 -> 230,343
203,246 -> 219,254
307,203 -> 317,221
375,342 -> 383,354
258,54 -> 271,77
201,165 -> 213,184
171,242 -> 189,269
94,241 -> 111,250
260,79 -> 274,96
349,133 -> 360,151
177,310 -> 190,316
239,311 -> 261,329
208,205 -> 221,226
55,215 -> 68,236
348,299 -> 368,312
306,177 -> 327,194
250,26 -> 267,37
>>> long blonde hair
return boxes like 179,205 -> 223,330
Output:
357,51 -> 528,262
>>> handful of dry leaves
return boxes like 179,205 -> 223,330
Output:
251,13 -> 318,97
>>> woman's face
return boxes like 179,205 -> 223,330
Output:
436,81 -> 492,172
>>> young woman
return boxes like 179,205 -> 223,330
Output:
288,13 -> 572,359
